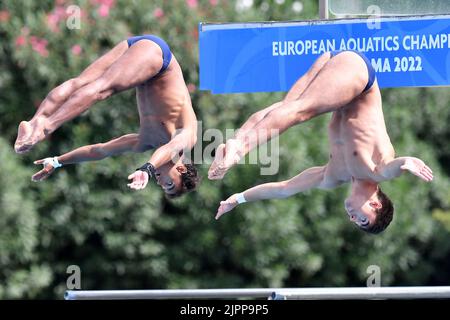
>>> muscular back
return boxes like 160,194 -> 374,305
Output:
135,55 -> 196,148
324,81 -> 395,186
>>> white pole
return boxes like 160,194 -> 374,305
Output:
272,286 -> 450,300
65,288 -> 275,300
319,0 -> 329,19
65,286 -> 450,300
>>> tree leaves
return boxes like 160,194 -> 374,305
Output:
0,0 -> 449,298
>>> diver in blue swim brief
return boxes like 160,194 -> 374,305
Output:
330,50 -> 376,92
127,35 -> 173,77
16,34 -> 200,198
210,49 -> 384,181
210,50 -> 433,235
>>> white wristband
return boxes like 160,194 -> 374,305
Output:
43,157 -> 62,169
235,192 -> 247,204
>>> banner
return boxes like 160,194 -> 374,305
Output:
199,15 -> 450,94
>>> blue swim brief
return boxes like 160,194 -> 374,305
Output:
127,35 -> 172,77
329,50 -> 376,92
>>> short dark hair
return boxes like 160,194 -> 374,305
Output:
361,188 -> 394,234
165,164 -> 200,199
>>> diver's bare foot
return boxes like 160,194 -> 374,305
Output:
14,118 -> 49,154
15,121 -> 33,153
208,139 -> 243,180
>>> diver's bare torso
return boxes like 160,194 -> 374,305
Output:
323,81 -> 395,187
135,55 -> 195,149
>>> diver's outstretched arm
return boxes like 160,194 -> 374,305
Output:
32,134 -> 140,181
215,165 -> 330,220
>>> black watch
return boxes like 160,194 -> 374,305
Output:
136,162 -> 156,178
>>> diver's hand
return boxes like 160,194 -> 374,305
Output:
127,171 -> 149,190
32,158 -> 57,182
215,194 -> 239,220
401,157 -> 433,182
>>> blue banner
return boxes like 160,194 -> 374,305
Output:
199,15 -> 450,94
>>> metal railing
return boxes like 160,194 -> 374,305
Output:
65,286 -> 450,300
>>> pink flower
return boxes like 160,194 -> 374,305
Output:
46,13 -> 60,32
30,36 -> 49,57
98,4 -> 110,17
153,7 -> 164,18
46,6 -> 67,32
0,10 -> 10,23
187,83 -> 196,93
94,0 -> 115,17
186,0 -> 198,8
98,0 -> 115,6
54,6 -> 66,18
15,35 -> 27,47
71,44 -> 82,56
209,0 -> 218,6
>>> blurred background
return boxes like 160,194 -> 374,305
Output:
0,0 -> 449,299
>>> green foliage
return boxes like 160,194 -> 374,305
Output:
0,0 -> 449,299
0,138 -> 52,298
